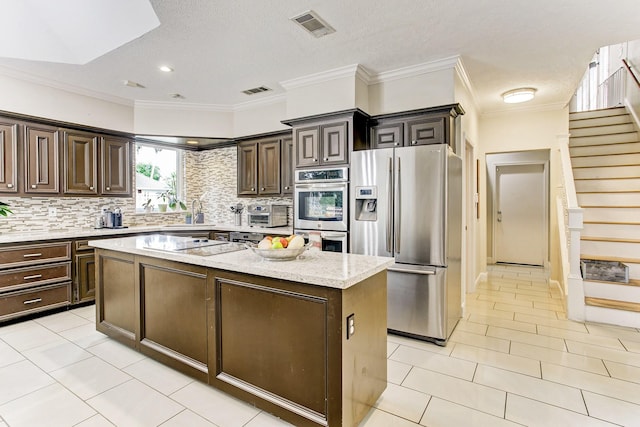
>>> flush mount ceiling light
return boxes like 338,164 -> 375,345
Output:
502,88 -> 537,104
290,10 -> 335,38
0,0 -> 159,64
159,65 -> 174,73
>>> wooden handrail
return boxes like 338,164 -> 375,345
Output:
623,59 -> 640,89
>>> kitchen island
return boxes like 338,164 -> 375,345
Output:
90,235 -> 393,427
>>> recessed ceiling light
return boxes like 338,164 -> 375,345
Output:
159,65 -> 174,73
502,88 -> 536,104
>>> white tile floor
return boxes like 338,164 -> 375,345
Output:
2,265 -> 640,426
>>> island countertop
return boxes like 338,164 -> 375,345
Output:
89,234 -> 393,289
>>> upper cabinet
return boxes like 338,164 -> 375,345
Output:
237,131 -> 291,197
370,104 -> 465,150
63,131 -> 98,195
101,136 -> 131,196
281,136 -> 293,195
63,131 -> 132,197
283,109 -> 369,169
0,119 -> 18,194
24,124 -> 60,194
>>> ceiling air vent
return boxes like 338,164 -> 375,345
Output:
242,86 -> 272,96
291,10 -> 335,38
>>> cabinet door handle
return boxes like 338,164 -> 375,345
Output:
324,158 -> 329,161
7,183 -> 13,188
23,253 -> 42,258
31,184 -> 37,189
394,142 -> 399,146
412,140 -> 418,145
313,158 -> 318,162
106,187 -> 110,191
260,187 -> 265,191
284,186 -> 289,190
23,274 -> 43,280
89,186 -> 94,190
23,298 -> 42,305
251,187 -> 255,191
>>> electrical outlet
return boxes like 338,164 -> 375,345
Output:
48,207 -> 57,218
346,313 -> 355,339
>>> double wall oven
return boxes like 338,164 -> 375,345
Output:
294,167 -> 348,253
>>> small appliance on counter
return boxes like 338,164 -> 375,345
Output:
97,205 -> 126,229
247,204 -> 288,228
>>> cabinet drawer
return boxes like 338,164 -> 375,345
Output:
75,240 -> 94,252
0,262 -> 71,292
0,242 -> 71,269
0,282 -> 71,321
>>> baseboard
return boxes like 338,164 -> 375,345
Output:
549,279 -> 567,311
476,272 -> 488,286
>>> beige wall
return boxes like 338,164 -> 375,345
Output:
625,40 -> 640,127
478,107 -> 569,282
233,98 -> 290,137
0,72 -> 133,132
134,103 -> 234,137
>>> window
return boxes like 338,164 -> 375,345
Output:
135,143 -> 183,212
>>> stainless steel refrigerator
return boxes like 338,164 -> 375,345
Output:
350,144 -> 462,345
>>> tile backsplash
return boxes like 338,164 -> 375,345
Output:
0,145 -> 292,234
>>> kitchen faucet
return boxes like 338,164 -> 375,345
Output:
191,199 -> 203,223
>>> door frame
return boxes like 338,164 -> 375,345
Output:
463,139 -> 476,293
486,150 -> 550,267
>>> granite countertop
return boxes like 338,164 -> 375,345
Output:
0,224 -> 294,244
89,234 -> 393,290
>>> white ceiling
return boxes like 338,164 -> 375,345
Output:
1,0 -> 639,114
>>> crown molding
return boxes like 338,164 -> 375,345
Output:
454,57 -> 480,112
233,93 -> 287,111
0,65 -> 133,106
280,64 -> 363,90
368,55 -> 460,85
134,100 -> 232,112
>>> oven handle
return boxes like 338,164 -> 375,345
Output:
321,232 -> 347,240
295,183 -> 348,190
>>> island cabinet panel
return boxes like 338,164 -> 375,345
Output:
138,259 -> 208,381
96,250 -> 136,346
214,277 -> 328,417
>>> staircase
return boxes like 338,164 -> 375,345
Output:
569,106 -> 640,326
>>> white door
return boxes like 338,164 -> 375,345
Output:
495,164 -> 546,266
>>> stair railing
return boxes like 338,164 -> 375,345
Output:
622,59 -> 640,89
558,135 -> 585,320
597,67 -> 625,109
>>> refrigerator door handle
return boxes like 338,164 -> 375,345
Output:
395,156 -> 401,253
386,156 -> 393,253
388,267 -> 436,275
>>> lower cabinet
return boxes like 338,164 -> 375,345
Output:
94,250 -> 387,427
95,250 -> 136,345
0,241 -> 72,322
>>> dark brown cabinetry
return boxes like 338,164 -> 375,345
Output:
24,125 -> 60,194
370,104 -> 464,150
73,240 -> 96,303
101,136 -> 131,196
63,132 -> 131,196
281,136 -> 294,194
0,120 -> 18,194
237,132 -> 292,196
63,131 -> 98,195
283,109 -> 369,169
0,241 -> 72,322
294,121 -> 348,167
